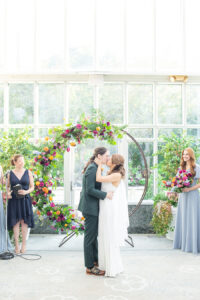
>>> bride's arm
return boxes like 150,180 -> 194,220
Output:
96,164 -> 121,183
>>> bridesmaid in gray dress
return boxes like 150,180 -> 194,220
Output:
0,165 -> 13,253
173,147 -> 200,254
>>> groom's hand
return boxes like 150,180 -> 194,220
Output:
107,192 -> 113,200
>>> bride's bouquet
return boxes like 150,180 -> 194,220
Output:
163,169 -> 193,193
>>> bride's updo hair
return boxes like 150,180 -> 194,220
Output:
82,147 -> 107,174
108,154 -> 125,178
11,154 -> 23,166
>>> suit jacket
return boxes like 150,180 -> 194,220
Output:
78,162 -> 107,216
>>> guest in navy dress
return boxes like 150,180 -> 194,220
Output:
173,148 -> 200,254
7,154 -> 34,254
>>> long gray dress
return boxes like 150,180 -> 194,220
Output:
173,164 -> 200,254
0,168 -> 13,253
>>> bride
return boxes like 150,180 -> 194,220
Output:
0,165 -> 13,254
96,154 -> 129,277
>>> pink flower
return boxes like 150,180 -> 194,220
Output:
67,147 -> 70,152
182,176 -> 187,180
50,202 -> 55,207
45,162 -> 49,166
76,124 -> 82,129
106,122 -> 110,126
65,129 -> 70,134
32,201 -> 37,205
34,158 -> 38,162
93,130 -> 98,135
40,182 -> 44,187
71,225 -> 76,230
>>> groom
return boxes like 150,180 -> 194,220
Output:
78,147 -> 113,276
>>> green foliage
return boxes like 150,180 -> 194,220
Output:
151,200 -> 173,236
155,132 -> 200,182
0,128 -> 37,172
152,193 -> 168,207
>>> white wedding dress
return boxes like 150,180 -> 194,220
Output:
98,180 -> 129,277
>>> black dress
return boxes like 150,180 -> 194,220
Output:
7,169 -> 34,230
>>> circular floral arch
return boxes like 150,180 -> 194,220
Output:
31,114 -> 148,235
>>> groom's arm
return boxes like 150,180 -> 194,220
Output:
85,166 -> 107,200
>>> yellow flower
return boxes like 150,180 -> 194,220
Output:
49,196 -> 53,201
96,127 -> 101,131
38,155 -> 42,159
64,224 -> 68,227
70,142 -> 76,147
49,156 -> 54,160
35,181 -> 40,186
44,136 -> 49,141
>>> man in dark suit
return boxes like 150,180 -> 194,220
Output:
78,147 -> 113,276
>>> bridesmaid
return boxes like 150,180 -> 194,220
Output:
173,147 -> 200,254
0,165 -> 13,253
7,154 -> 34,254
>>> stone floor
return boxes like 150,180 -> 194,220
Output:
0,234 -> 200,300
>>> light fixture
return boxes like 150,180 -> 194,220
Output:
88,74 -> 104,87
169,75 -> 188,83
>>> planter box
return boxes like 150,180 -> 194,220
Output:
166,206 -> 177,240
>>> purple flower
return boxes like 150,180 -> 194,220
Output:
57,217 -> 61,222
47,211 -> 52,216
106,122 -> 110,126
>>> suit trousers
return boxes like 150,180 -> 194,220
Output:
83,213 -> 98,269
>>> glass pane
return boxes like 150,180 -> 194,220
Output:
126,0 -> 154,72
0,0 -> 5,70
39,84 -> 64,124
187,128 -> 200,138
99,84 -> 123,124
156,0 -> 182,72
128,141 -> 153,201
158,128 -> 183,138
73,139 -> 117,208
9,84 -> 34,124
157,85 -> 182,124
128,84 -> 153,124
185,0 -> 200,73
68,84 -> 93,122
96,0 -> 123,71
128,128 -> 153,138
67,0 -> 94,70
37,0 -> 64,71
0,85 -> 3,123
6,0 -> 34,72
186,85 -> 200,124
39,128 -> 50,138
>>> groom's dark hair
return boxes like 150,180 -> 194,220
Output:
82,147 -> 107,174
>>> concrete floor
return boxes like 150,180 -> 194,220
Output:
0,234 -> 200,300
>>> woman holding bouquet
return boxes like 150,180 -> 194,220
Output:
173,147 -> 200,254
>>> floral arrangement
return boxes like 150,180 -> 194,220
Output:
30,113 -> 126,235
151,200 -> 173,236
163,168 -> 193,193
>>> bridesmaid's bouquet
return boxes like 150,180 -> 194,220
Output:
163,169 -> 193,193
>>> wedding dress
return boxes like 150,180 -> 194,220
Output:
98,180 -> 129,277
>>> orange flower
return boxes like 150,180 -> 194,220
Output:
29,168 -> 33,171
71,214 -> 75,218
49,156 -> 54,160
37,210 -> 41,215
44,147 -> 49,152
56,211 -> 60,215
45,136 -> 49,141
49,196 -> 53,201
172,177 -> 176,183
64,224 -> 68,227
38,155 -> 42,159
171,183 -> 174,187
42,187 -> 48,194
162,180 -> 166,184
36,181 -> 40,186
34,171 -> 38,175
70,142 -> 76,147
81,216 -> 85,221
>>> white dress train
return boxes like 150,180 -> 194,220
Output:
98,180 -> 129,277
